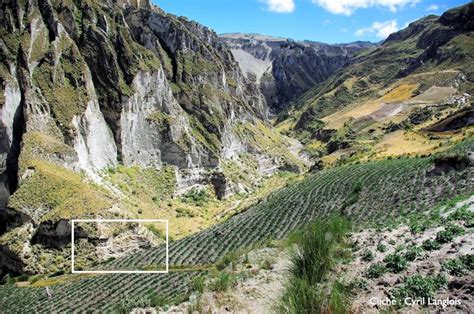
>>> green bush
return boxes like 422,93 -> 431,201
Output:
175,207 -> 196,218
192,275 -> 206,293
365,263 -> 387,279
442,254 -> 474,276
384,253 -> 408,273
148,293 -> 169,307
181,189 -> 211,206
422,239 -> 441,251
392,274 -> 447,307
216,250 -> 239,271
404,246 -> 423,261
289,217 -> 351,285
361,249 -> 374,262
447,206 -> 474,222
377,243 -> 387,252
435,224 -> 465,244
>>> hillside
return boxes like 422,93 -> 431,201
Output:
221,33 -> 375,112
0,139 -> 472,311
280,3 -> 474,165
0,1 -> 473,313
0,0 -> 309,275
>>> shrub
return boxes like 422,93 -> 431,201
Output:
447,206 -> 474,222
422,239 -> 441,251
365,263 -> 387,279
392,274 -> 447,307
377,243 -> 387,253
181,189 -> 210,206
442,254 -> 474,276
175,207 -> 195,218
148,293 -> 169,307
216,250 -> 239,271
384,253 -> 408,273
361,249 -> 374,262
48,270 -> 65,278
404,246 -> 423,261
435,224 -> 464,244
278,278 -> 351,314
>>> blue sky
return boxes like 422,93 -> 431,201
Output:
155,0 -> 470,44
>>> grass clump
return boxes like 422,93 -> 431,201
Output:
191,275 -> 206,293
209,271 -> 237,292
278,216 -> 353,313
216,250 -> 239,271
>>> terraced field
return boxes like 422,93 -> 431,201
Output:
0,140 -> 472,312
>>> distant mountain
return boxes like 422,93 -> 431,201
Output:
287,2 -> 474,142
220,33 -> 376,112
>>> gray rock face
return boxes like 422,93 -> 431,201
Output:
0,0 -> 305,213
221,33 -> 376,112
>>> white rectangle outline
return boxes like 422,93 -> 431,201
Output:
71,219 -> 169,274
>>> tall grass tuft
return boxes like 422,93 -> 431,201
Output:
278,216 -> 352,313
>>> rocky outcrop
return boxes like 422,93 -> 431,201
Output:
221,33 -> 375,112
0,0 -> 302,209
0,0 -> 307,275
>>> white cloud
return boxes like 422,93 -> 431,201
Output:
355,20 -> 399,38
263,0 -> 295,13
313,0 -> 420,15
426,4 -> 439,11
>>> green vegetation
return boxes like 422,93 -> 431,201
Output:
442,254 -> 474,276
278,217 -> 353,313
105,165 -> 176,204
391,274 -> 447,307
32,40 -> 89,133
384,253 -> 408,273
435,224 -> 465,244
404,246 -> 423,262
360,249 -> 374,262
422,239 -> 441,251
180,189 -> 211,207
209,271 -> 237,292
10,158 -> 114,221
365,263 -> 387,279
145,111 -> 174,131
377,243 -> 387,253
1,140 -> 472,311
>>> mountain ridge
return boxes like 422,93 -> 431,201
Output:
221,33 -> 376,112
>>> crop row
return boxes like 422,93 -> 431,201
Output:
1,140 -> 472,312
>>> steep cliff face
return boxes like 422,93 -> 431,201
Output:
221,33 -> 375,112
0,0 -> 305,275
